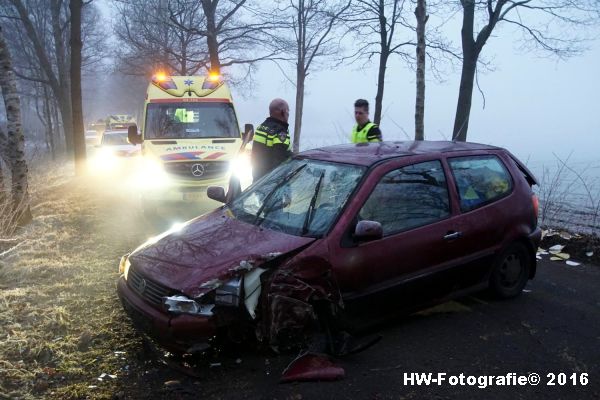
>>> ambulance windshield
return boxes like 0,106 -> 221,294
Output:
145,102 -> 239,139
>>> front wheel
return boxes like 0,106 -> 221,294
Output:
489,242 -> 531,299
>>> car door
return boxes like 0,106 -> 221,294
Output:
445,152 -> 516,268
328,158 -> 464,303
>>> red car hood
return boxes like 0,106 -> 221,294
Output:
128,208 -> 315,297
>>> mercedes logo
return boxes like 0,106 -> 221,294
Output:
138,278 -> 147,294
191,163 -> 205,177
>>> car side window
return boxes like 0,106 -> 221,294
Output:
448,155 -> 513,212
359,160 -> 450,236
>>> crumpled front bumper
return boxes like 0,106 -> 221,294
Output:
117,276 -> 217,352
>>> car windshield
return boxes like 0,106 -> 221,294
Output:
102,131 -> 129,146
145,102 -> 239,139
229,159 -> 365,237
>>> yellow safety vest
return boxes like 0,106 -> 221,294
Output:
351,122 -> 379,143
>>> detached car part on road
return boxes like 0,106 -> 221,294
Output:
117,141 -> 541,353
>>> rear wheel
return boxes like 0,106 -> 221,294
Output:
489,242 -> 531,299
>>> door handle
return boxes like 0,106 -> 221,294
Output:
443,231 -> 462,240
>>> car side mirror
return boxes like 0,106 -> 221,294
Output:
242,123 -> 254,142
207,186 -> 226,203
354,220 -> 383,241
128,125 -> 142,145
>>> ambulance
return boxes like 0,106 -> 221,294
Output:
127,73 -> 253,213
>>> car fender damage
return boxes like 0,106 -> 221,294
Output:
187,252 -> 343,352
260,255 -> 343,352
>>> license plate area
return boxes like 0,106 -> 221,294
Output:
182,192 -> 202,202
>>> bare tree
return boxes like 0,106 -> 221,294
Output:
271,0 -> 350,152
344,0 -> 415,126
6,0 -> 73,151
2,0 -> 106,156
0,25 -> 32,227
168,0 -> 280,76
114,0 -> 208,76
70,0 -> 85,175
342,0 -> 457,139
452,0 -> 596,142
414,0 -> 427,140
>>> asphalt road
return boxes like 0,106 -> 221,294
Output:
116,253 -> 600,399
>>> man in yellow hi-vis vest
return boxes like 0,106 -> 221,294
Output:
351,99 -> 382,143
251,98 -> 292,182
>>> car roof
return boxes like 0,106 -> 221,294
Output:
298,140 -> 503,167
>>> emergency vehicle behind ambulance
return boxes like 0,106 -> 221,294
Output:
128,73 -> 252,214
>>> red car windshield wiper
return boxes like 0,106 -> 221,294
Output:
301,170 -> 325,235
254,164 -> 307,225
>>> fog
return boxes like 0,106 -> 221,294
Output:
90,0 -> 600,167
231,38 -> 600,167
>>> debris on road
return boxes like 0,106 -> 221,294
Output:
280,352 -> 345,383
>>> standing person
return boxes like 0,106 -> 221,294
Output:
251,98 -> 292,182
351,99 -> 382,143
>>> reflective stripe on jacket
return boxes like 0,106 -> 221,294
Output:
351,122 -> 380,143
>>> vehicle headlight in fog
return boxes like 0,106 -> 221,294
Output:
229,153 -> 252,179
88,148 -> 119,173
119,255 -> 131,279
132,159 -> 171,189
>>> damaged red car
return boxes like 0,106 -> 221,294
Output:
117,141 -> 541,353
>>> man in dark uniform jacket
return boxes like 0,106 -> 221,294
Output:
251,98 -> 292,182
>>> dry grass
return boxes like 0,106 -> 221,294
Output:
0,161 -> 150,399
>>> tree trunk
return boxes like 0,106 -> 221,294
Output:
373,0 -> 388,126
452,0 -> 477,142
414,0 -> 427,141
452,54 -> 477,142
70,0 -> 86,175
373,51 -> 387,126
51,0 -> 73,153
0,26 -> 33,226
32,87 -> 49,152
43,85 -> 56,160
202,0 -> 221,74
0,158 -> 5,198
293,66 -> 305,153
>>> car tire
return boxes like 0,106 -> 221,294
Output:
489,242 -> 531,299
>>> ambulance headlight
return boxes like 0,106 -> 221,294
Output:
133,159 -> 171,189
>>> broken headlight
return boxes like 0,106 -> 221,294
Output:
163,295 -> 215,316
119,255 -> 131,280
215,277 -> 243,307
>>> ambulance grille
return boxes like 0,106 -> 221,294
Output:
164,161 -> 229,180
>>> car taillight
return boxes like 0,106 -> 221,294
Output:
532,194 -> 539,221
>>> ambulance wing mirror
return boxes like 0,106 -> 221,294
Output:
242,124 -> 254,143
128,125 -> 142,145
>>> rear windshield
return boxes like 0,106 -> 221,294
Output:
102,132 -> 129,146
145,102 -> 240,139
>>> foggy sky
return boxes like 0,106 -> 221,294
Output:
96,0 -> 600,166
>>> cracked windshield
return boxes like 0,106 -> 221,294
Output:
230,159 -> 365,237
